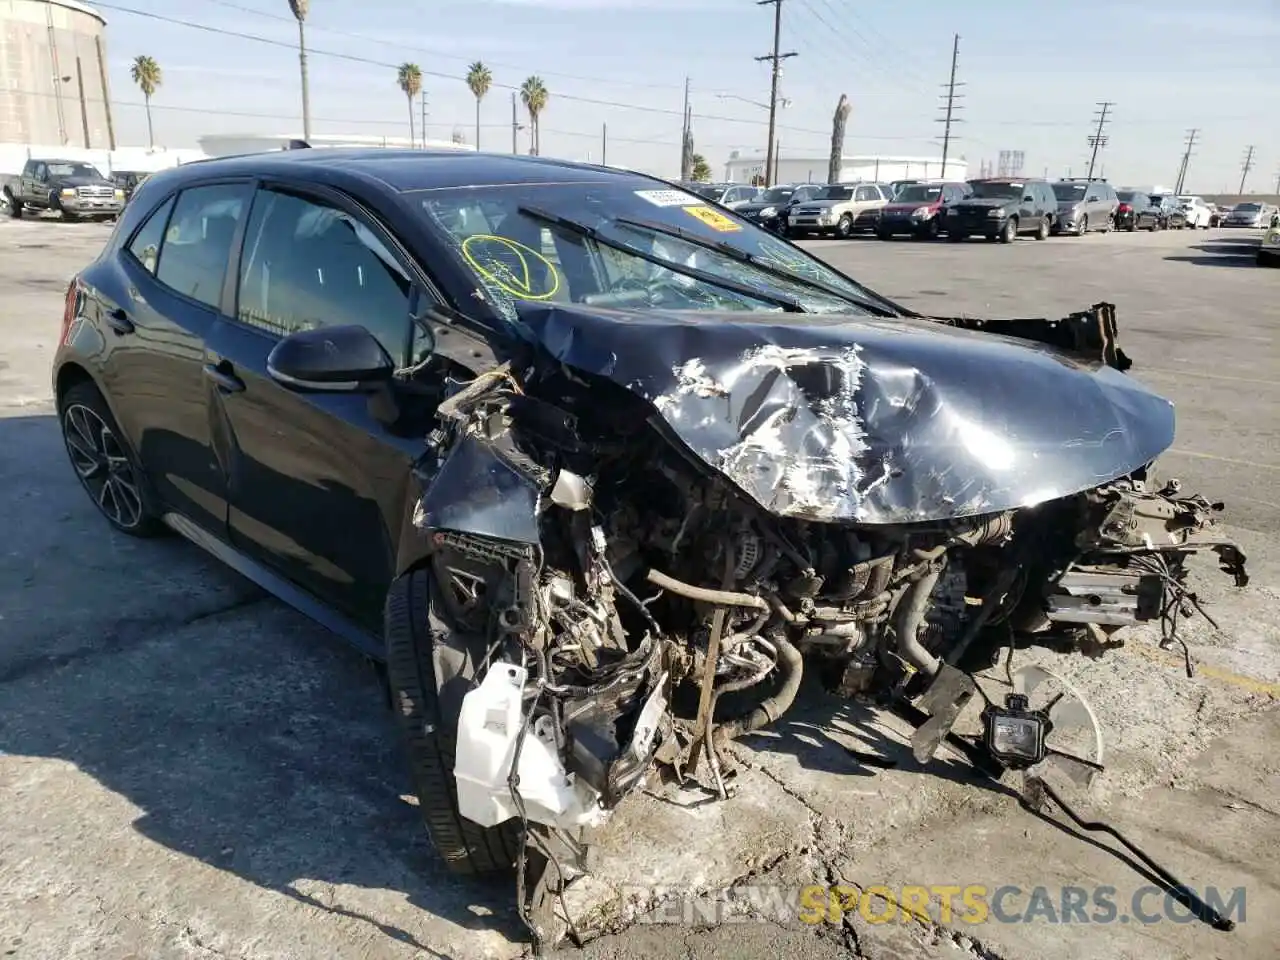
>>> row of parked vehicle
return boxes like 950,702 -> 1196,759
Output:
679,177 -> 1279,244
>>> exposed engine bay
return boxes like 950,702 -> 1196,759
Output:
408,300 -> 1248,940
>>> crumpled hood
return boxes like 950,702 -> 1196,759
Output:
515,304 -> 1175,524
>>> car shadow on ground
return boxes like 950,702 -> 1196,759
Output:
0,413 -> 527,956
1164,236 -> 1262,268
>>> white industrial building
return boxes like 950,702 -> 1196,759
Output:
724,150 -> 967,185
197,133 -> 477,157
0,0 -> 115,148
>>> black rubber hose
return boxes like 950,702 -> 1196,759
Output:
716,634 -> 804,740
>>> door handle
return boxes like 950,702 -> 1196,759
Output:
203,362 -> 245,393
105,308 -> 134,335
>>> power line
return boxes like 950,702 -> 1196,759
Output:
195,0 -> 706,95
88,1 -> 824,134
936,34 -> 963,175
1085,101 -> 1113,180
756,0 -> 797,187
1239,145 -> 1255,194
1173,128 -> 1198,195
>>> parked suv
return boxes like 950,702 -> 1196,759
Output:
786,182 -> 890,238
876,181 -> 971,240
1051,178 -> 1118,235
947,179 -> 1057,243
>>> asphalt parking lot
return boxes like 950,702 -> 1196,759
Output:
1,216 -> 1277,960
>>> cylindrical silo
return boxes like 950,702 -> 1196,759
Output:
0,0 -> 114,148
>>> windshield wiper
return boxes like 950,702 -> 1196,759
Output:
612,215 -> 900,317
517,205 -> 804,313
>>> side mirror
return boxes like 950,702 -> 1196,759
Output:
267,324 -> 395,392
1022,195 -> 1034,202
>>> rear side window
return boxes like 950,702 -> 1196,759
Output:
235,188 -> 414,364
126,196 -> 174,275
156,184 -> 248,310
855,185 -> 878,202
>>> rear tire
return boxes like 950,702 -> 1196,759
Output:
385,568 -> 520,877
59,380 -> 164,537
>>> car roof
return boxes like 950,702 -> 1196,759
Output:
166,148 -> 660,193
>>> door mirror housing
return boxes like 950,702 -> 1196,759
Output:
267,324 -> 395,392
1023,195 -> 1034,202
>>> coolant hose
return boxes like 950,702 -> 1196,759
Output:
645,568 -> 769,611
895,564 -> 943,677
716,634 -> 804,740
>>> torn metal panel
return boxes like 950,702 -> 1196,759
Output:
515,302 -> 1175,524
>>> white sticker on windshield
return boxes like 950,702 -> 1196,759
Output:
635,189 -> 704,207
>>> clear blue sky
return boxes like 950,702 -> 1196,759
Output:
99,0 -> 1280,190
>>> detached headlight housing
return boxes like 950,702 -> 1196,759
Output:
982,694 -> 1049,768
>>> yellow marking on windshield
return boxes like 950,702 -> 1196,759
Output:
683,206 -> 741,232
460,233 -> 561,301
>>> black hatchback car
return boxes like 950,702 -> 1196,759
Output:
53,149 -> 1246,941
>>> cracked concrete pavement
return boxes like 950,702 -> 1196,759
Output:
1,217 -> 1277,960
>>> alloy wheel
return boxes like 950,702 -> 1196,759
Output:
62,402 -> 144,529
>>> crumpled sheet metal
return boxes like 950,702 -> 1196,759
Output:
516,304 -> 1177,524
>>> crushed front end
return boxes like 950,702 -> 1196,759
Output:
406,301 -> 1248,942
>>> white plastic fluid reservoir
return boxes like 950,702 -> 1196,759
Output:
454,661 -> 527,828
454,661 -> 607,830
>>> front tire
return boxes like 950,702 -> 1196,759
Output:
59,380 -> 163,537
4,191 -> 21,218
835,213 -> 854,239
997,217 -> 1017,243
1035,216 -> 1050,240
385,568 -> 520,877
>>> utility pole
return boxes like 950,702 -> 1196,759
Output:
421,91 -> 428,149
1239,145 -> 1255,194
1173,128 -> 1198,195
755,0 -> 796,188
1085,101 -> 1113,180
936,34 -> 963,176
602,123 -> 607,166
1273,165 -> 1280,194
680,76 -> 691,179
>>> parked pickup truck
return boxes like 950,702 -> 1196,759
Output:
2,158 -> 124,220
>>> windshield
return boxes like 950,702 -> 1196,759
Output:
791,185 -> 820,202
895,184 -> 943,202
1234,203 -> 1262,212
813,185 -> 854,201
759,187 -> 794,203
46,162 -> 102,179
969,181 -> 1023,199
1117,191 -> 1136,201
416,181 -> 882,321
1052,183 -> 1086,201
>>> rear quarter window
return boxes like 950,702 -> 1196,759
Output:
125,195 -> 176,275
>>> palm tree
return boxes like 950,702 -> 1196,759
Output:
129,55 -> 162,149
466,61 -> 492,152
520,75 -> 548,156
828,93 -> 851,184
690,154 -> 711,182
397,63 -> 423,147
287,0 -> 311,141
